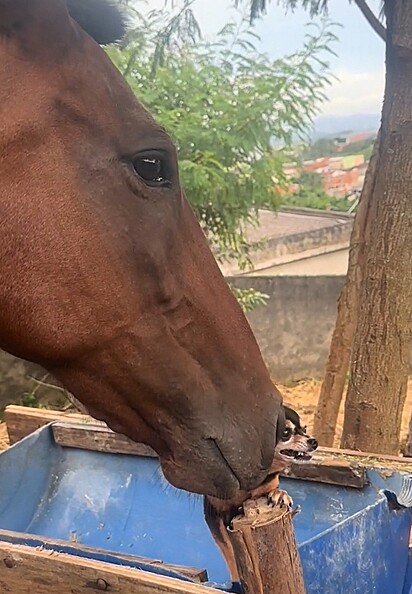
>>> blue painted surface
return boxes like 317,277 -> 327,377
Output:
403,549 -> 412,594
0,425 -> 412,593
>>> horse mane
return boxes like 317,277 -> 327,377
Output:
66,0 -> 127,45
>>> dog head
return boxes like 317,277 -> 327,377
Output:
274,405 -> 318,464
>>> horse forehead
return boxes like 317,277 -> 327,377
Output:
0,40 -> 162,145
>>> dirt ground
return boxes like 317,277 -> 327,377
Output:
280,377 -> 412,449
0,378 -> 411,452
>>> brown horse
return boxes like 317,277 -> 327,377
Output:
0,0 -> 284,500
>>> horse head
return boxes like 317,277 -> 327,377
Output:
0,0 -> 283,498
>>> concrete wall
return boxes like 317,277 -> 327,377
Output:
222,209 -> 354,275
0,275 -> 343,410
230,275 -> 412,381
0,274 -> 409,411
228,275 -> 346,381
251,220 -> 352,270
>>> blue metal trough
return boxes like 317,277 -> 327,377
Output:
1,424 -> 412,594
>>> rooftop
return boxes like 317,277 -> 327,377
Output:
243,208 -> 352,244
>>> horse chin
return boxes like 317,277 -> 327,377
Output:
84,405 -> 241,497
159,445 -> 242,498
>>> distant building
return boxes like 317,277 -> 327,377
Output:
323,168 -> 360,198
333,131 -> 376,152
341,154 -> 365,169
328,157 -> 343,170
302,157 -> 330,172
282,154 -> 367,198
283,163 -> 299,178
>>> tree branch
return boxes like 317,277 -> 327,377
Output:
353,0 -> 386,42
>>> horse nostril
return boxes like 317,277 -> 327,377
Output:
308,438 -> 318,450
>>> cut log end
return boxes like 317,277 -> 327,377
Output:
228,497 -> 306,594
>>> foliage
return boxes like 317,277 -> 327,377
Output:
20,390 -> 44,409
361,142 -> 374,161
297,170 -> 324,190
107,7 -> 336,266
283,187 -> 353,211
19,376 -> 72,411
230,285 -> 270,312
283,170 -> 354,210
301,136 -> 336,159
236,0 -> 384,24
338,138 -> 375,160
237,0 -> 328,22
302,135 -> 376,160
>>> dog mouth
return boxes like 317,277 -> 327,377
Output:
280,449 -> 313,461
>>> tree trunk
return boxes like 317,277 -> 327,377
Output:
228,498 -> 306,594
405,400 -> 412,455
353,0 -> 387,42
341,0 -> 412,454
313,132 -> 380,446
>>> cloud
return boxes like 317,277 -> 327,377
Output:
322,69 -> 385,116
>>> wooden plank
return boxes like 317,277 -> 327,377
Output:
52,422 -> 157,458
0,529 -> 207,583
5,405 -> 412,485
228,497 -> 306,594
4,405 -> 95,445
281,457 -> 368,489
6,404 -> 412,462
318,445 -> 412,463
4,406 -> 158,457
0,541 -> 220,594
48,423 -> 367,487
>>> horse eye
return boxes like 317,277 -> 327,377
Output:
132,153 -> 172,187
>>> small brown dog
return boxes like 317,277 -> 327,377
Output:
204,405 -> 318,581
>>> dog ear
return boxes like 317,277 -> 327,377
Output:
276,405 -> 287,443
66,0 -> 127,45
283,405 -> 301,428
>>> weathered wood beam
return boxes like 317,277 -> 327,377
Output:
228,497 -> 306,594
0,541 -> 219,594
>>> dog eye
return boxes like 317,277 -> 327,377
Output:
132,151 -> 172,188
281,428 -> 292,440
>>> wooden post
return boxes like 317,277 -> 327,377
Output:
228,497 -> 306,594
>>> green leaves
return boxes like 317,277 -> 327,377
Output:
235,0 -> 330,23
107,5 -> 336,268
229,285 -> 270,312
284,170 -> 354,211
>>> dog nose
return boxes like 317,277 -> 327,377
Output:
308,438 -> 318,450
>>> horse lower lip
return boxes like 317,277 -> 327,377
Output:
208,438 -> 241,491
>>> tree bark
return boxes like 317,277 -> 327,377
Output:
341,0 -> 412,454
228,498 -> 306,594
313,131 -> 380,446
403,381 -> 412,456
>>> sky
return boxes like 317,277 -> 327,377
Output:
141,0 -> 385,118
